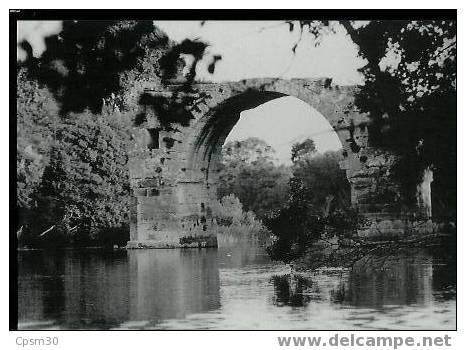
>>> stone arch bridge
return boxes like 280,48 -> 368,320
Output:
126,78 -> 432,248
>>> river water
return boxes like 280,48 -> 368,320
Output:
17,245 -> 456,330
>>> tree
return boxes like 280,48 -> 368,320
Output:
292,149 -> 351,214
20,20 -> 171,115
291,138 -> 316,163
209,194 -> 272,244
265,168 -> 356,263
222,137 -> 277,164
264,178 -> 325,263
217,138 -> 291,219
293,20 -> 456,217
16,68 -> 60,212
265,140 -> 354,263
25,109 -> 132,246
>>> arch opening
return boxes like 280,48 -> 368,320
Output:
192,90 -> 348,178
191,91 -> 352,223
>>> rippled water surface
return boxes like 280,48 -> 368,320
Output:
17,245 -> 456,330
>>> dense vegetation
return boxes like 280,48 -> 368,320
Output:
210,194 -> 271,245
292,20 -> 456,219
217,138 -> 291,219
214,137 -> 354,261
17,68 -> 133,247
17,69 -> 60,210
17,20 -> 173,247
263,140 -> 355,263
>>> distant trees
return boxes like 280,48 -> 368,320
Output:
291,138 -> 316,163
217,137 -> 291,219
222,137 -> 276,164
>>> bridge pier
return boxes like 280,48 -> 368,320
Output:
126,142 -> 218,248
126,186 -> 218,249
345,148 -> 435,237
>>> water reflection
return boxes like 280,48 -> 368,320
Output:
269,252 -> 455,310
18,250 -> 130,329
127,249 -> 220,327
17,246 -> 456,330
270,275 -> 321,307
18,249 -> 221,329
342,253 -> 435,308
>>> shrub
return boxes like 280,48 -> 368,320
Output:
210,194 -> 271,244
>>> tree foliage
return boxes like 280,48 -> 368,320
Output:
20,20 -> 171,115
353,20 -> 456,213
291,145 -> 351,214
222,137 -> 276,164
291,138 -> 316,163
217,138 -> 291,219
23,109 -> 132,246
264,179 -> 325,263
294,20 -> 456,215
265,140 -> 354,263
209,194 -> 272,244
16,21 -> 174,246
17,68 -> 60,210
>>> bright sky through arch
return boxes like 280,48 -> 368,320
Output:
225,97 -> 343,165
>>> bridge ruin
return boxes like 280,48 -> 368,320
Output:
125,77 -> 434,248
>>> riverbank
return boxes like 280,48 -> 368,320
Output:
293,230 -> 456,271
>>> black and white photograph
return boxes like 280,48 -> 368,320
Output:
11,9 -> 457,334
